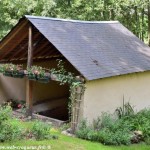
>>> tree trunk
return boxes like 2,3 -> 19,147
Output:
103,0 -> 107,20
141,7 -> 145,41
68,0 -> 71,6
134,5 -> 139,37
148,0 -> 150,46
110,8 -> 115,20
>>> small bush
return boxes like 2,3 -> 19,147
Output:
121,109 -> 150,140
135,109 -> 150,139
100,113 -> 116,130
31,120 -> 52,140
59,123 -> 70,131
76,119 -> 91,140
145,137 -> 150,145
0,122 -> 22,142
76,107 -> 150,145
0,105 -> 12,123
99,114 -> 131,145
76,116 -> 131,145
98,127 -> 131,145
98,116 -> 131,145
93,117 -> 101,131
0,105 -> 22,142
0,105 -> 58,142
115,100 -> 134,119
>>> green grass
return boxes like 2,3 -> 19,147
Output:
0,119 -> 149,150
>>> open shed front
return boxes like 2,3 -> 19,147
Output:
33,80 -> 69,121
0,73 -> 70,125
0,17 -> 84,130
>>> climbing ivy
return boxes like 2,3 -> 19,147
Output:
51,60 -> 85,122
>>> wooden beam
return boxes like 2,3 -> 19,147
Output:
0,56 -> 64,63
26,25 -> 34,116
33,40 -> 50,57
34,45 -> 54,57
42,49 -> 59,58
10,32 -> 41,60
18,36 -> 46,60
0,30 -> 28,60
0,20 -> 28,59
0,20 -> 28,49
8,39 -> 28,60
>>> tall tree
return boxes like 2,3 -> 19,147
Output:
0,0 -> 150,45
148,0 -> 150,46
0,0 -> 56,39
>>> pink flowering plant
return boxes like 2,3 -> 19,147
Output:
0,64 -> 24,78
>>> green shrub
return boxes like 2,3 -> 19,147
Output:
93,117 -> 101,131
136,109 -> 150,138
145,137 -> 150,145
0,122 -> 22,142
98,115 -> 131,145
100,113 -> 116,130
76,107 -> 150,146
76,120 -> 102,142
122,109 -> 150,140
31,120 -> 52,140
0,105 -> 12,123
98,127 -> 131,145
115,100 -> 134,119
76,115 -> 131,145
76,119 -> 91,140
0,105 -> 22,142
59,123 -> 70,131
0,105 -> 58,142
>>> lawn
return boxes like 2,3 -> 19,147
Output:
0,119 -> 149,150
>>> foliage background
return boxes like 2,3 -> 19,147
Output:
0,0 -> 150,44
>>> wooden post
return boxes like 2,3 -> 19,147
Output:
26,79 -> 33,115
26,25 -> 33,116
71,85 -> 84,133
71,87 -> 76,133
27,25 -> 33,67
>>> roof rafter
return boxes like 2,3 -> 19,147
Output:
0,20 -> 29,60
9,32 -> 41,60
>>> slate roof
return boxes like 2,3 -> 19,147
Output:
4,15 -> 150,80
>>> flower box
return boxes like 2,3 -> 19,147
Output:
28,74 -> 37,81
12,70 -> 24,78
37,73 -> 50,83
37,76 -> 50,83
3,70 -> 13,77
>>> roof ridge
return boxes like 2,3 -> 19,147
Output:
25,15 -> 119,24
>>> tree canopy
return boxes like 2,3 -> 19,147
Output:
0,0 -> 150,45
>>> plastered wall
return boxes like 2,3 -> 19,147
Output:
83,71 -> 150,123
0,74 -> 26,102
